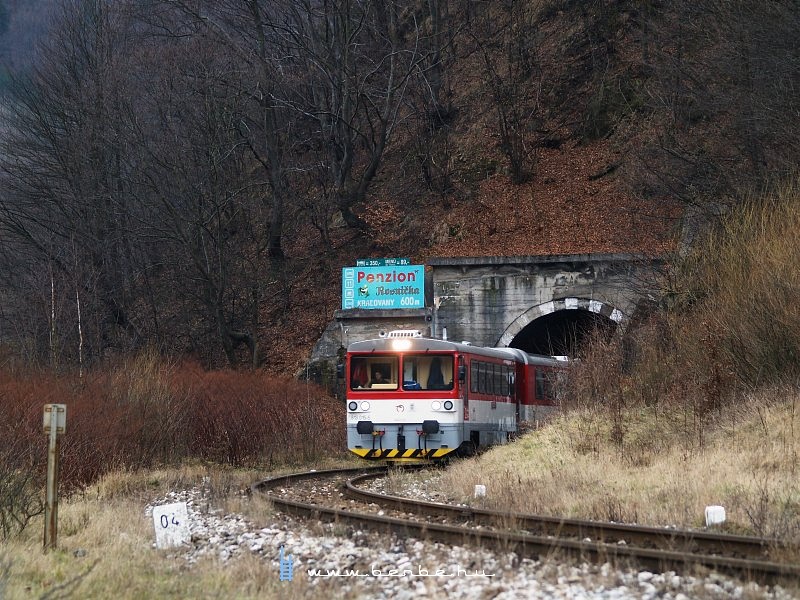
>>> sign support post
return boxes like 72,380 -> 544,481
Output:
43,403 -> 66,552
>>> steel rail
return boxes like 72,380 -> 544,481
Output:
252,467 -> 800,586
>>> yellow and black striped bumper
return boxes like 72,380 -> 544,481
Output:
350,448 -> 454,460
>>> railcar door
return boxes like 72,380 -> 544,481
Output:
511,370 -> 519,427
459,355 -> 468,422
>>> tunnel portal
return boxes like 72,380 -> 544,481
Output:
509,309 -> 617,356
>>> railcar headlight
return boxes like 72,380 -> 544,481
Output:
391,338 -> 412,351
431,401 -> 441,410
348,401 -> 358,411
360,401 -> 371,411
443,400 -> 453,410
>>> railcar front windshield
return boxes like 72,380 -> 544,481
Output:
402,354 -> 454,390
350,356 -> 398,390
349,354 -> 455,392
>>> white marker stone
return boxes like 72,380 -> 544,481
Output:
474,484 -> 486,498
153,502 -> 191,549
705,505 -> 726,527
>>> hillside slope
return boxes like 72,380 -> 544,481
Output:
272,0 -> 798,373
0,1 -> 796,374
270,3 -> 687,373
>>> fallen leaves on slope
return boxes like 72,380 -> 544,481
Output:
424,141 -> 679,259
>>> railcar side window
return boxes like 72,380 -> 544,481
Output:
350,356 -> 398,390
505,367 -> 515,395
402,354 -> 453,390
492,364 -> 501,395
469,360 -> 514,397
535,369 -> 554,401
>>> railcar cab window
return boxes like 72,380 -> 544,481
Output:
403,354 -> 454,390
350,357 -> 398,390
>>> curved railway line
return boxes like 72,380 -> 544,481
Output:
252,466 -> 800,587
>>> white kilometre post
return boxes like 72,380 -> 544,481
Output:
43,403 -> 66,551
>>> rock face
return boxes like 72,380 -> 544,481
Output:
145,483 -> 790,600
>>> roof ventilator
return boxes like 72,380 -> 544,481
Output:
387,330 -> 423,338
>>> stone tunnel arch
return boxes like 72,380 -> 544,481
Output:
496,298 -> 624,356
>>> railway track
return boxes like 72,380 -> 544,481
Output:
252,466 -> 800,586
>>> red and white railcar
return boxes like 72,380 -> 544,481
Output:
345,331 -> 565,460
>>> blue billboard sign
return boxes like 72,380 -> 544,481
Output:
342,264 -> 425,310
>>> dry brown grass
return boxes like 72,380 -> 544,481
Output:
0,350 -> 355,598
0,461 -> 362,600
672,177 -> 800,386
432,390 -> 799,547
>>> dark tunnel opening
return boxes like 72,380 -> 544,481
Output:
509,309 -> 617,356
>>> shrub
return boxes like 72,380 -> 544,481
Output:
173,365 -> 342,466
0,435 -> 44,540
683,179 -> 800,385
0,356 -> 345,497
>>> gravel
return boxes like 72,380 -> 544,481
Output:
144,480 -> 794,599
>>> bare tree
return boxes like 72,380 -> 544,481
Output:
467,1 -> 559,184
278,0 -> 424,232
148,0 -> 298,260
411,0 -> 459,199
629,0 -> 800,212
0,0 -> 144,364
0,0 -> 275,367
123,22 -> 274,367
